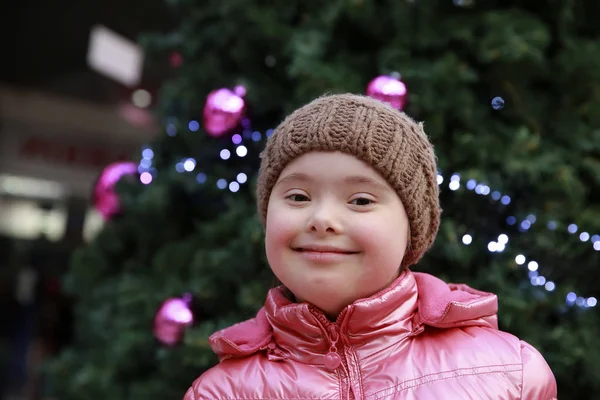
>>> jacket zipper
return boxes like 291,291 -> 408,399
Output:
330,325 -> 355,400
312,309 -> 355,400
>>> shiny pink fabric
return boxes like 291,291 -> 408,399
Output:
184,271 -> 557,399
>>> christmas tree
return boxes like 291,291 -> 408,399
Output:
47,1 -> 600,398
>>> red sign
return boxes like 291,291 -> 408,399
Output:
19,137 -> 130,169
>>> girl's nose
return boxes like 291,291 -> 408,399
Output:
307,202 -> 343,235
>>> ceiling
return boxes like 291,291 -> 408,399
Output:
1,0 -> 177,104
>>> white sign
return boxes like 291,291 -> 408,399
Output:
87,25 -> 144,87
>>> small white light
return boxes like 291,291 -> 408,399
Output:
515,254 -> 526,265
449,180 -> 460,191
568,223 -> 578,234
183,158 -> 196,172
437,175 -> 444,185
140,172 -> 152,185
497,234 -> 508,244
566,292 -> 577,302
462,234 -> 472,245
236,145 -> 248,157
229,182 -> 240,192
236,173 -> 248,184
527,261 -> 539,272
142,149 -> 154,159
536,276 -> 546,285
220,149 -> 231,160
487,241 -> 498,252
544,281 -> 555,292
594,241 -> 600,251
132,89 -> 152,108
530,277 -> 538,286
580,232 -> 590,242
450,174 -> 460,182
495,243 -> 505,252
587,297 -> 598,307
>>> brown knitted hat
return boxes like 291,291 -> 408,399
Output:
256,93 -> 440,267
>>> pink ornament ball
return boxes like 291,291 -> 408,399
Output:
366,75 -> 408,111
153,296 -> 195,346
93,161 -> 137,220
202,86 -> 246,137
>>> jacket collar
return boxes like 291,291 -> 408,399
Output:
209,270 -> 498,365
263,269 -> 419,365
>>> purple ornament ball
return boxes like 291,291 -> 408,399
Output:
153,295 -> 195,346
93,161 -> 137,220
366,75 -> 408,111
202,87 -> 246,137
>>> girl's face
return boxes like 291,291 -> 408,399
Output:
265,151 -> 409,319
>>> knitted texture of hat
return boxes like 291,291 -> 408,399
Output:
256,93 -> 440,267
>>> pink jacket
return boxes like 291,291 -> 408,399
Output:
184,271 -> 557,399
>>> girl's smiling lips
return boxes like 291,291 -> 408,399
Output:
292,244 -> 360,263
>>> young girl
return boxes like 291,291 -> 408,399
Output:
184,94 -> 557,399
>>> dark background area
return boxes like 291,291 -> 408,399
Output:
0,0 -> 176,104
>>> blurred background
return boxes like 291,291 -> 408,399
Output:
1,1 -> 600,399
0,1 -> 174,398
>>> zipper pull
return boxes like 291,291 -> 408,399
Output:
324,326 -> 342,371
265,342 -> 285,361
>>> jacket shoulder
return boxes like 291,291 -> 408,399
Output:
421,325 -> 525,361
428,327 -> 557,399
183,357 -> 259,400
183,353 -> 339,400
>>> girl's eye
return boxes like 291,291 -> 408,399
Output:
286,194 -> 310,202
350,197 -> 374,206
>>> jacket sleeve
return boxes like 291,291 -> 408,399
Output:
183,385 -> 196,400
182,375 -> 205,400
520,341 -> 557,400
182,368 -> 226,400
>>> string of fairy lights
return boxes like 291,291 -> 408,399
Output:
437,174 -> 598,309
136,123 -> 597,309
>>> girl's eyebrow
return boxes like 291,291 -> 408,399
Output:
275,173 -> 390,192
274,172 -> 312,188
343,175 -> 391,193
